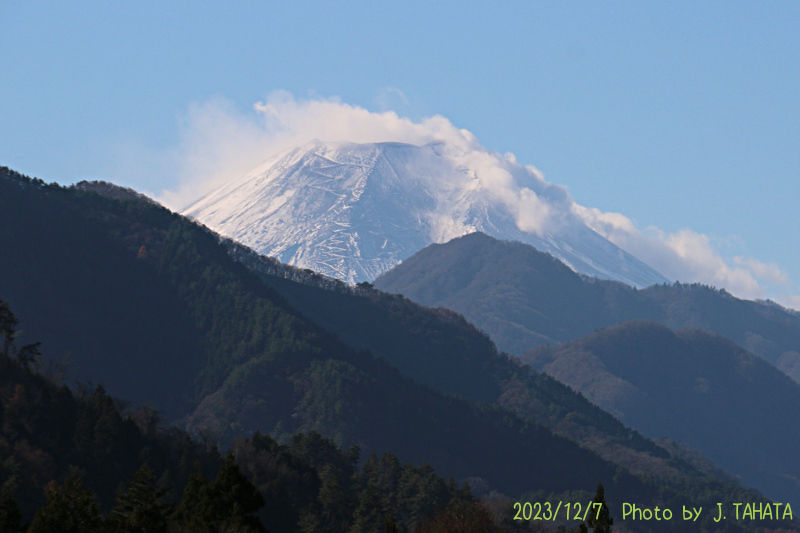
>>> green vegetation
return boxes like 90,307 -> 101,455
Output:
586,484 -> 613,533
373,232 -> 800,376
523,319 -> 800,514
0,302 -> 505,531
238,238 -> 729,484
1,168 -> 796,532
0,167 -> 644,502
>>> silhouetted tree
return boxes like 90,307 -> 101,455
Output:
27,475 -> 103,533
172,454 -> 267,532
350,484 -> 384,533
384,507 -> 400,533
0,301 -> 18,357
109,464 -> 172,533
0,486 -> 22,533
171,470 -> 214,532
209,452 -> 267,531
16,342 -> 41,372
415,497 -> 500,533
586,483 -> 613,533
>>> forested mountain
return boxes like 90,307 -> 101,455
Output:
227,241 -> 708,480
0,302 -> 218,520
0,167 -> 791,532
373,233 -> 800,385
521,320 -> 800,514
0,169 -> 630,501
0,305 -> 504,532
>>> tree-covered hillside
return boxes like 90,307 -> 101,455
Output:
0,302 -> 513,532
523,319 -> 800,512
0,168 -> 636,507
230,242 -> 691,479
0,167 -> 791,532
373,232 -> 800,387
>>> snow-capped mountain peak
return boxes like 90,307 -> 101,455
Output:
183,140 -> 668,287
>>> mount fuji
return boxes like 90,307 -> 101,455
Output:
183,140 -> 669,287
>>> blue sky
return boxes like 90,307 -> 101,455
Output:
2,1 -> 799,305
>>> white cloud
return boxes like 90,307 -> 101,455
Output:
573,205 -> 793,302
161,91 -> 482,209
780,294 -> 800,312
160,91 -> 570,236
158,91 -> 798,308
733,256 -> 789,286
159,96 -> 277,209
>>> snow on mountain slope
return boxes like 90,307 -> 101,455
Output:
183,140 -> 669,287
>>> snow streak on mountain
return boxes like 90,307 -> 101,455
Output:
183,140 -> 669,287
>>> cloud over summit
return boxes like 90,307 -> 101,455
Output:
160,91 -> 795,307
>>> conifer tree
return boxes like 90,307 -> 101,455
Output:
109,464 -> 172,533
27,475 -> 103,533
16,342 -> 41,372
171,470 -> 214,532
210,452 -> 267,531
317,462 -> 354,528
297,462 -> 353,533
172,454 -> 267,532
349,484 -> 384,533
0,486 -> 22,533
0,301 -> 18,357
586,483 -> 613,533
384,507 -> 400,533
415,497 -> 500,533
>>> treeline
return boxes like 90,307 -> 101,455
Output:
6,437 -> 522,533
0,302 -> 791,533
1,168 -> 796,532
0,166 -> 649,501
0,299 -> 538,532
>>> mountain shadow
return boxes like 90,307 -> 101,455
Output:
373,232 -> 800,386
522,319 -> 800,510
0,167 -> 788,531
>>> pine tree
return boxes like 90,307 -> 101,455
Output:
0,301 -> 18,357
349,484 -> 384,533
297,461 -> 354,533
109,464 -> 172,533
316,463 -> 354,532
0,486 -> 22,533
172,454 -> 267,532
384,507 -> 400,533
27,475 -> 103,533
16,342 -> 41,372
415,497 -> 500,533
210,451 -> 267,531
171,470 -> 215,532
586,483 -> 613,533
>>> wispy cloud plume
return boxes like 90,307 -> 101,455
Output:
574,205 -> 791,301
161,91 -> 468,209
159,91 -> 796,307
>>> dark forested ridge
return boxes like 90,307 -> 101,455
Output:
0,300 -> 788,532
0,303 -> 510,532
0,167 -> 639,501
373,233 -> 800,386
373,232 -> 800,512
230,241 -> 705,478
522,319 -> 800,513
0,167 -> 794,532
